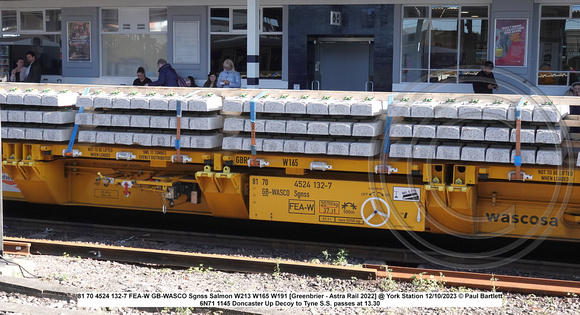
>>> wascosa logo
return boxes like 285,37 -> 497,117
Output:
485,213 -> 558,226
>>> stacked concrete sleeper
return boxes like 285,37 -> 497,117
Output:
0,88 -> 79,141
387,100 -> 570,166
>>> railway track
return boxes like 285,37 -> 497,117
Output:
3,217 -> 580,296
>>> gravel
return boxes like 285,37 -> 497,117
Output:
0,251 -> 575,314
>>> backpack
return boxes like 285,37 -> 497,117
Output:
177,76 -> 187,87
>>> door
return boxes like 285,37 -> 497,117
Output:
312,37 -> 374,91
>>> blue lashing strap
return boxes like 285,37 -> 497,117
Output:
250,91 -> 268,156
65,87 -> 91,155
513,97 -> 525,167
382,94 -> 395,155
174,100 -> 183,150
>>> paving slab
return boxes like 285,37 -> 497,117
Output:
169,117 -> 189,129
532,104 -> 568,122
0,110 -> 6,122
189,134 -> 223,148
223,96 -> 248,112
112,95 -> 132,109
507,104 -> 534,122
6,92 -> 24,104
264,99 -> 287,113
223,118 -> 246,131
307,99 -> 332,115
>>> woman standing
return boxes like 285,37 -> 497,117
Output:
10,58 -> 25,82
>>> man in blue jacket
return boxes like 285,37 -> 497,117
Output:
146,58 -> 178,87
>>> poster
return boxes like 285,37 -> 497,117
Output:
68,21 -> 91,61
494,19 -> 527,67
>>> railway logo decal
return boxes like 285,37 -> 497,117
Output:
392,187 -> 420,201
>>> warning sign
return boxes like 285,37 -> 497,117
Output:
392,187 -> 420,201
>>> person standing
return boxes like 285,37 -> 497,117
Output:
24,51 -> 41,83
217,59 -> 241,88
146,58 -> 178,87
133,66 -> 152,86
472,61 -> 498,94
10,58 -> 25,82
203,72 -> 218,88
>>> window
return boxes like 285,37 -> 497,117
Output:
210,7 -> 283,79
401,5 -> 488,83
0,10 -> 62,76
100,8 -> 167,76
538,5 -> 580,86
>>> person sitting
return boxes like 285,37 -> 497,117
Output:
186,76 -> 198,87
203,71 -> 218,88
217,59 -> 241,88
133,66 -> 152,86
565,81 -> 580,97
472,61 -> 499,94
146,58 -> 178,87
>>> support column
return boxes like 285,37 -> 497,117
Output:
247,0 -> 260,89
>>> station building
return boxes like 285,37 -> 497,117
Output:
0,1 -> 578,96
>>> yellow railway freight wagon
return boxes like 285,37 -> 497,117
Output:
2,83 -> 580,242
